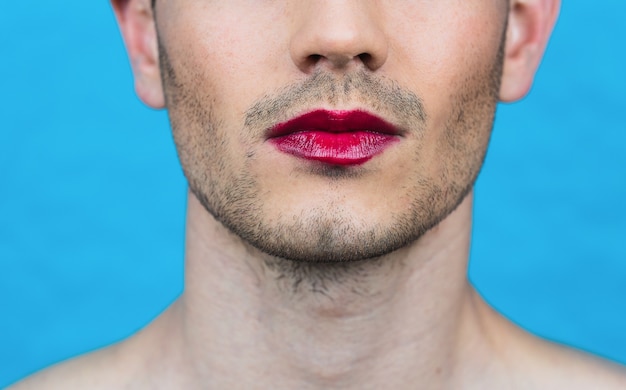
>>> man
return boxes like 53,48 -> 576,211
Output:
11,0 -> 626,388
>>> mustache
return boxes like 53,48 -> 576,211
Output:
243,70 -> 427,134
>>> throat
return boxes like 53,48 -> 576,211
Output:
180,247 -> 470,389
174,192 -> 478,388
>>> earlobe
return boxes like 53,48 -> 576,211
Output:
499,0 -> 560,102
111,0 -> 165,108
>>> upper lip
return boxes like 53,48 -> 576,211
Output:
266,109 -> 402,138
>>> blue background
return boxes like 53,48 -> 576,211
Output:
1,1 -> 624,387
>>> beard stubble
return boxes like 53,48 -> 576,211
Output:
158,30 -> 505,292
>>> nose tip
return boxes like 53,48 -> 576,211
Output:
289,3 -> 389,73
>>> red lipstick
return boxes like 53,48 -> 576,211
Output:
267,110 -> 400,165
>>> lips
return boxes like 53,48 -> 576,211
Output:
267,110 -> 401,165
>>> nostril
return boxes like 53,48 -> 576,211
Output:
304,53 -> 369,71
298,51 -> 380,73
357,52 -> 373,65
301,54 -> 323,69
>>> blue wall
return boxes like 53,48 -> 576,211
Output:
1,1 -> 624,386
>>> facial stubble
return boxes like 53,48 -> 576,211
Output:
158,30 -> 505,291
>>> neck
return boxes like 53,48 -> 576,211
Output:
158,191 -> 496,389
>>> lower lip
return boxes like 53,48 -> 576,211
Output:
270,131 -> 398,165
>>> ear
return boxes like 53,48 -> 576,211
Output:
499,0 -> 560,102
111,0 -> 165,108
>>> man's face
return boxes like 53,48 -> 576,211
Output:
155,1 -> 508,262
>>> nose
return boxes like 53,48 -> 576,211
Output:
289,1 -> 389,73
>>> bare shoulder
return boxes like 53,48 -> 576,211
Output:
536,344 -> 626,389
478,303 -> 626,390
7,344 -> 136,390
8,311 -> 185,390
503,328 -> 626,390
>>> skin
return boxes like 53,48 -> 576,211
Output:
10,0 -> 626,389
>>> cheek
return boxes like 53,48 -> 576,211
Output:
159,5 -> 285,131
386,6 -> 505,183
385,1 -> 506,107
158,16 -> 279,179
